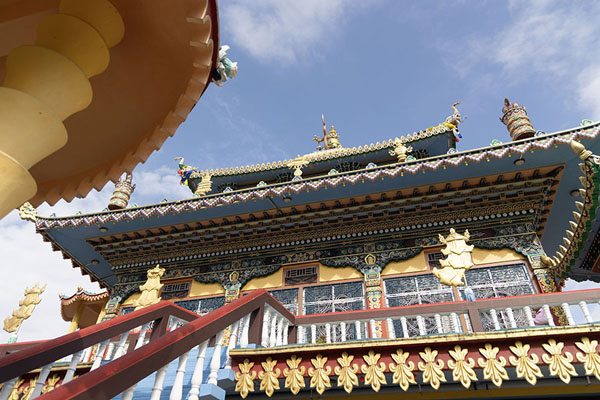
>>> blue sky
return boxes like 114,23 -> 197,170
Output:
1,0 -> 600,341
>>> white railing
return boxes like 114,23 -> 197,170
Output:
479,298 -> 600,331
260,304 -> 293,347
296,311 -> 470,344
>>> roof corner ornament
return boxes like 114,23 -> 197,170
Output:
18,202 -> 38,222
287,155 -> 310,180
500,98 -> 536,141
133,265 -> 165,310
108,173 -> 135,210
389,138 -> 413,163
212,45 -> 238,87
313,114 -> 342,151
433,229 -> 474,287
443,102 -> 463,142
3,283 -> 46,340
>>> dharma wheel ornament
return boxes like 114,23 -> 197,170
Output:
500,98 -> 536,141
108,173 -> 135,210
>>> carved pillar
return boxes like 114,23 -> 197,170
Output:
528,235 -> 568,325
222,271 -> 241,345
362,254 -> 383,338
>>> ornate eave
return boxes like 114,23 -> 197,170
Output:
32,122 -> 600,288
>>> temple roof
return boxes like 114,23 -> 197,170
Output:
33,121 -> 600,287
199,121 -> 457,178
59,287 -> 109,327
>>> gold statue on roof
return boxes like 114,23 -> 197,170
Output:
133,265 -> 165,310
389,138 -> 413,163
313,115 -> 342,150
433,229 -> 474,287
3,283 -> 46,333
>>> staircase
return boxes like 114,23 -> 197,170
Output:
0,289 -> 294,400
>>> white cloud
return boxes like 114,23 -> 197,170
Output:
0,165 -> 191,342
222,0 -> 360,65
456,0 -> 600,120
131,165 -> 192,202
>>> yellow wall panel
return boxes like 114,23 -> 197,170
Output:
319,264 -> 362,282
381,254 -> 428,276
242,269 -> 284,291
472,248 -> 525,265
189,281 -> 225,297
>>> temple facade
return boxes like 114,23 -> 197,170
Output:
2,105 -> 600,399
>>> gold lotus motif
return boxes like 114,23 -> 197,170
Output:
259,357 -> 281,397
389,349 -> 416,391
418,347 -> 446,390
334,352 -> 359,393
283,355 -> 306,395
509,341 -> 542,386
576,337 -> 600,381
478,343 -> 509,387
448,345 -> 477,389
308,354 -> 331,395
542,339 -> 577,384
361,350 -> 387,392
235,359 -> 256,399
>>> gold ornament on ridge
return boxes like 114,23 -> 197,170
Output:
361,350 -> 387,392
447,345 -> 477,389
283,355 -> 306,395
235,359 -> 256,399
477,343 -> 509,387
308,354 -> 331,395
259,357 -> 281,397
334,352 -> 359,394
576,337 -> 600,381
418,347 -> 446,390
389,349 -> 416,391
509,341 -> 542,386
542,339 -> 577,384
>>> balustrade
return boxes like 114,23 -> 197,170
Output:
1,289 -> 599,400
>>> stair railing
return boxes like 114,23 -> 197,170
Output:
36,289 -> 293,400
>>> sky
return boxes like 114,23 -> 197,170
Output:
1,0 -> 600,342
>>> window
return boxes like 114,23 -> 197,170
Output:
160,281 -> 191,300
174,295 -> 225,316
285,266 -> 317,285
458,263 -> 536,331
119,306 -> 135,316
303,281 -> 364,315
425,251 -> 444,268
459,263 -> 535,300
269,288 -> 300,315
384,274 -> 455,307
383,274 -> 456,336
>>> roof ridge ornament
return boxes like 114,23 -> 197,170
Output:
500,98 -> 536,141
443,102 -> 463,143
313,114 -> 342,151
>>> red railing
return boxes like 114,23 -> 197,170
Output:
0,301 -> 198,383
39,289 -> 292,399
